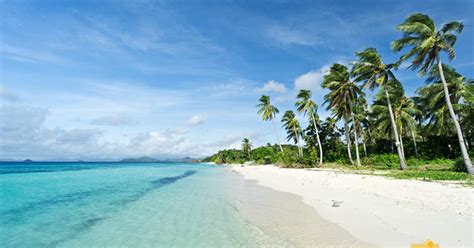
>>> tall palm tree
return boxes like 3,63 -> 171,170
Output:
257,95 -> 284,153
352,48 -> 407,170
242,138 -> 252,160
392,13 -> 472,174
296,89 -> 323,166
373,85 -> 420,160
281,110 -> 303,156
323,63 -> 363,166
417,65 -> 471,138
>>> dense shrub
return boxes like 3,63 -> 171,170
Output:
362,154 -> 400,169
453,156 -> 473,172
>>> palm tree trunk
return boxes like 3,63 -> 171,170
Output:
463,133 -> 469,150
367,127 -> 375,144
384,87 -> 407,170
361,131 -> 368,158
436,54 -> 473,174
344,119 -> 354,165
297,135 -> 303,157
293,127 -> 303,157
399,124 -> 406,160
311,112 -> 323,166
411,130 -> 419,159
272,119 -> 284,153
348,99 -> 361,166
399,133 -> 405,161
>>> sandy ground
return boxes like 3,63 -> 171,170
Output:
231,165 -> 474,248
225,168 -> 375,247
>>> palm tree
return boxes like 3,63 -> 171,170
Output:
352,48 -> 407,170
295,89 -> 323,166
242,138 -> 252,160
352,98 -> 370,158
417,65 -> 471,138
372,83 -> 420,160
281,110 -> 303,156
392,13 -> 472,174
257,95 -> 284,153
322,63 -> 363,166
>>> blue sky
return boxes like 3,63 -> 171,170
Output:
1,0 -> 473,160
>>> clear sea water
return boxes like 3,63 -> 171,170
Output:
0,162 -> 275,247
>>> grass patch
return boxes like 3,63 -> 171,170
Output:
317,158 -> 473,185
386,170 -> 470,181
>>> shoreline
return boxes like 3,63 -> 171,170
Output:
224,166 -> 374,247
230,164 -> 474,248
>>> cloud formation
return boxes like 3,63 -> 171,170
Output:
294,65 -> 330,92
186,114 -> 206,127
0,105 -> 228,160
258,80 -> 287,94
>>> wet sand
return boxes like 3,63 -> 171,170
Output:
225,168 -> 375,247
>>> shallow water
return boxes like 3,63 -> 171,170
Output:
0,162 -> 279,247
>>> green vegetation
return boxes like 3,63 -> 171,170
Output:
205,13 -> 473,183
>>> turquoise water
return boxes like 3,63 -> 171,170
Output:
0,162 -> 273,247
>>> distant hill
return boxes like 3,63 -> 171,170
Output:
119,156 -> 159,163
119,156 -> 200,163
164,157 -> 199,163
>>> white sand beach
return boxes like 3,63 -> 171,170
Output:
231,165 -> 474,248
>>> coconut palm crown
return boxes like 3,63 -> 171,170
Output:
256,95 -> 284,152
242,138 -> 252,159
392,13 -> 463,76
281,110 -> 303,156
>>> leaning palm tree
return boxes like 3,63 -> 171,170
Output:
242,138 -> 252,160
281,110 -> 303,156
323,63 -> 363,166
257,95 -> 284,153
295,89 -> 323,166
392,13 -> 472,174
352,48 -> 407,170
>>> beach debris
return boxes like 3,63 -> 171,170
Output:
331,200 -> 343,207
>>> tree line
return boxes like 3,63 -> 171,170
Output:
253,13 -> 473,174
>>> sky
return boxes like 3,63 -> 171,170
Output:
1,0 -> 473,160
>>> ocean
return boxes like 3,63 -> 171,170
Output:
0,162 -> 280,247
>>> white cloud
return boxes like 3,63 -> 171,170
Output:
294,65 -> 330,92
0,105 -> 221,160
186,114 -> 206,127
258,80 -> 287,94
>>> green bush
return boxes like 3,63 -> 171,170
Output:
362,154 -> 400,169
453,157 -> 468,172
